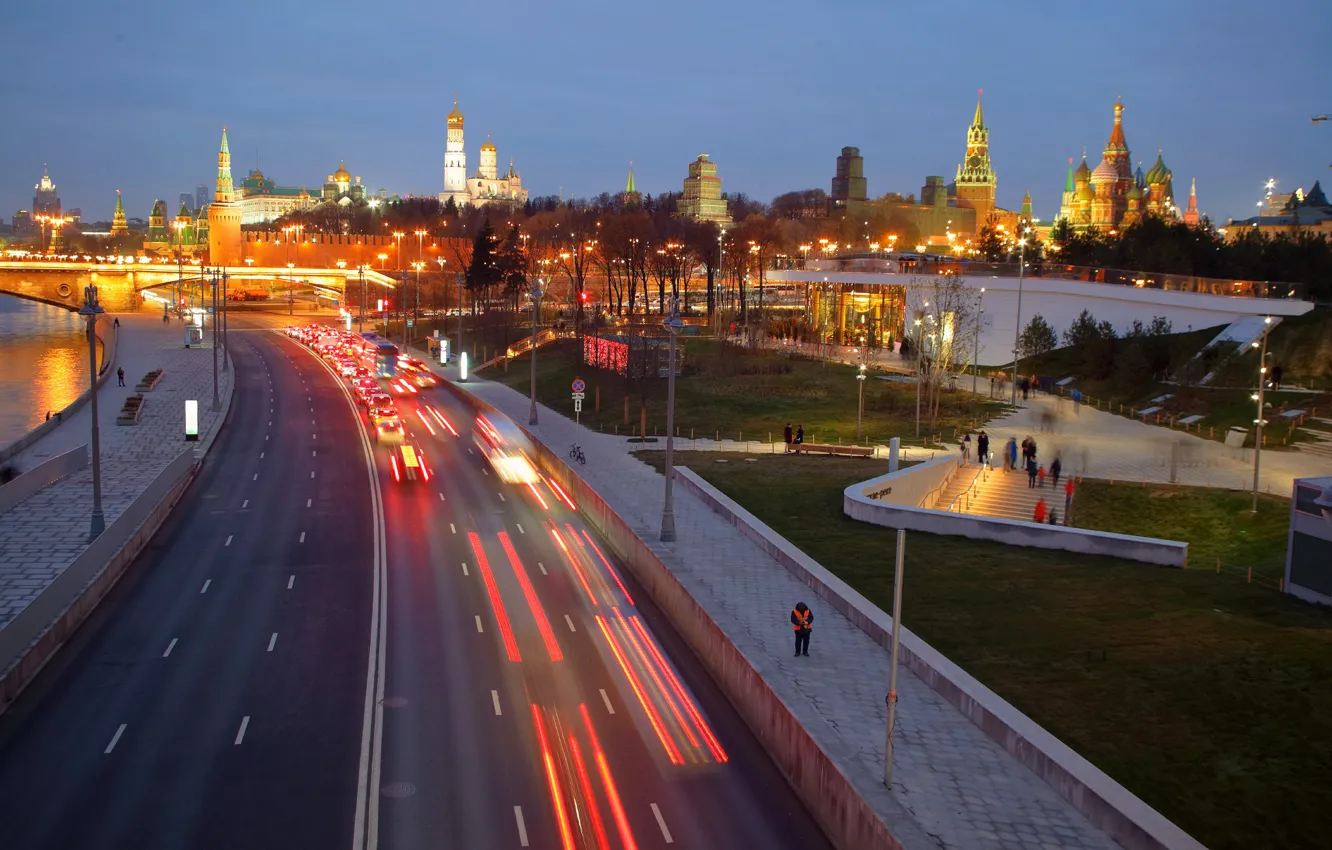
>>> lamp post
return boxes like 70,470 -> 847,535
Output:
661,297 -> 684,543
1009,224 -> 1032,408
221,269 -> 230,373
287,262 -> 295,315
856,363 -> 867,442
172,220 -> 186,318
972,287 -> 985,395
211,268 -> 220,411
913,313 -> 925,438
456,271 -> 465,373
528,279 -> 544,425
1251,316 -> 1273,513
884,527 -> 906,789
358,265 -> 366,332
78,284 -> 106,540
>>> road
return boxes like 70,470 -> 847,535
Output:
0,313 -> 832,850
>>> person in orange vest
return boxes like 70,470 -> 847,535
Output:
1033,498 -> 1048,524
791,602 -> 813,656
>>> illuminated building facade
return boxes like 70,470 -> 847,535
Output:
438,97 -> 528,207
954,92 -> 996,225
676,154 -> 732,224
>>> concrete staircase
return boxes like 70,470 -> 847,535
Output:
1298,418 -> 1332,459
936,462 -> 1066,523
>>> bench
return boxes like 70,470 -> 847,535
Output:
1150,394 -> 1173,404
791,443 -> 874,458
1136,405 -> 1163,418
1177,414 -> 1204,425
1280,409 -> 1307,419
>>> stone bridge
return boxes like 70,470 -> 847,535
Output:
0,262 -> 397,313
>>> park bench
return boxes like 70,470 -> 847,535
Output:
792,443 -> 874,458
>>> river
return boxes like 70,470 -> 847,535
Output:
0,294 -> 103,447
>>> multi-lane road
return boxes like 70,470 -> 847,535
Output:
0,315 -> 832,850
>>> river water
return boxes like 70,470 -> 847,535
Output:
0,295 -> 103,447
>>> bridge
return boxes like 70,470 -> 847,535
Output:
0,261 -> 397,313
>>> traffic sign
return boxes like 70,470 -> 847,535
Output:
574,399 -> 583,413
572,378 -> 586,393
572,392 -> 585,401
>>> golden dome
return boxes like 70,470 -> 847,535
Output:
333,160 -> 351,182
481,135 -> 496,153
447,96 -> 464,127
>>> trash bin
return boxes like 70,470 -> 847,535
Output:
1224,426 -> 1248,448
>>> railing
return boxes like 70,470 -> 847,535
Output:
774,256 -> 1306,300
472,328 -> 576,372
946,460 -> 991,513
921,455 -> 965,509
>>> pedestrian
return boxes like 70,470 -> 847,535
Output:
113,317 -> 120,328
1026,456 -> 1038,488
1021,377 -> 1030,400
1037,464 -> 1047,488
783,422 -> 793,454
117,366 -> 125,387
1050,457 -> 1062,488
791,602 -> 813,656
960,433 -> 972,463
45,411 -> 51,422
1005,436 -> 1017,473
1033,498 -> 1048,524
977,430 -> 989,467
1049,508 -> 1059,526
989,374 -> 995,397
794,425 -> 804,447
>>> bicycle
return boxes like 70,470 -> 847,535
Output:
569,444 -> 586,465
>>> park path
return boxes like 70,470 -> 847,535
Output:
0,311 -> 233,629
432,364 -> 1123,850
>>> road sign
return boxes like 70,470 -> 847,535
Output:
572,378 -> 586,393
572,392 -> 585,401
574,399 -> 583,413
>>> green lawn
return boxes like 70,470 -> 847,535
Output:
493,338 -> 1005,447
640,451 -> 1332,850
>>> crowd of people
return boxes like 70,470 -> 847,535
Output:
961,428 -> 1075,526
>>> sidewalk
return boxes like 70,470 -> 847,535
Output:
0,312 -> 234,629
441,367 -> 1120,850
982,392 -> 1332,494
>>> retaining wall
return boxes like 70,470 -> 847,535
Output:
0,445 -> 88,515
677,466 -> 1205,850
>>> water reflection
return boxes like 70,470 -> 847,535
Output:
0,295 -> 101,445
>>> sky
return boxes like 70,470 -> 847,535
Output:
3,0 -> 1330,226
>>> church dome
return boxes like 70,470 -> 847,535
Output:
1145,152 -> 1171,185
1090,158 -> 1119,185
333,160 -> 351,182
481,136 -> 496,152
1073,157 -> 1092,183
1076,183 -> 1095,202
447,98 -> 464,128
1126,184 -> 1143,202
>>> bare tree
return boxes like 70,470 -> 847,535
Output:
905,276 -> 982,428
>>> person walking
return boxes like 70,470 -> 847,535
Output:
791,602 -> 813,656
1026,456 -> 1038,488
117,366 -> 125,387
794,425 -> 804,448
1050,457 -> 1062,489
960,433 -> 972,463
977,430 -> 989,467
1021,377 -> 1030,400
783,422 -> 793,454
1037,464 -> 1047,488
1005,436 -> 1017,473
112,317 -> 120,329
1064,478 -> 1075,521
1033,498 -> 1048,524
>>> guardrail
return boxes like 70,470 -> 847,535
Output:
0,445 -> 88,515
946,461 -> 990,513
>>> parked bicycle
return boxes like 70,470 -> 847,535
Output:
569,444 -> 586,465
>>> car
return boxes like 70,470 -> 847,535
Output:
338,362 -> 358,377
473,414 -> 539,484
368,406 -> 398,426
352,366 -> 372,381
376,418 -> 406,445
389,444 -> 430,483
353,377 -> 378,396
367,392 -> 392,409
389,378 -> 419,396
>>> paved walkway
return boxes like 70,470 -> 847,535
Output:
438,367 -> 1120,850
0,311 -> 234,629
979,392 -> 1332,494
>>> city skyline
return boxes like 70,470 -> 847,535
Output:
2,0 -> 1329,226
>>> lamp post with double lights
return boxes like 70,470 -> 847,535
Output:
660,297 -> 684,543
221,268 -> 230,373
528,279 -> 544,425
856,363 -> 867,442
972,287 -> 985,396
1009,222 -> 1034,408
1251,316 -> 1273,513
172,219 -> 187,318
287,262 -> 295,315
78,284 -> 106,540
210,268 -> 220,411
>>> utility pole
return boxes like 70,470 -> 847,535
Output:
1009,228 -> 1029,408
1252,316 -> 1273,513
972,287 -> 985,395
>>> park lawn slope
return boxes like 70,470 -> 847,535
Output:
640,451 -> 1332,850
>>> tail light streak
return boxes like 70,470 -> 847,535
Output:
526,481 -> 550,511
499,532 -> 563,662
389,453 -> 400,482
545,475 -> 577,510
427,406 -> 458,436
467,533 -> 521,662
414,408 -> 436,436
628,614 -> 728,762
567,734 -> 611,850
595,615 -> 682,765
612,607 -> 701,751
578,527 -> 635,607
550,523 -> 598,607
531,705 -> 577,850
580,703 -> 639,850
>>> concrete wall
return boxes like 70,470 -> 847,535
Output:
845,469 -> 1188,567
677,466 -> 1206,850
862,452 -> 960,507
438,379 -> 931,850
0,445 -> 88,514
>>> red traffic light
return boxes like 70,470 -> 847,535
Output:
578,291 -> 589,302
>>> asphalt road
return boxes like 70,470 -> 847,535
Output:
0,313 -> 833,850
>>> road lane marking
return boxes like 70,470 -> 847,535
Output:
565,614 -> 576,632
234,716 -> 250,745
253,474 -> 259,481
267,633 -> 278,652
492,690 -> 502,715
312,419 -> 316,425
438,492 -> 445,501
497,492 -> 505,501
600,689 -> 615,714
467,447 -> 474,455
260,452 -> 265,459
514,806 -> 529,847
104,724 -> 127,754
310,471 -> 315,479
312,450 -> 317,457
651,803 -> 674,843
299,532 -> 306,543
461,562 -> 469,576
265,435 -> 269,441
200,579 -> 211,594
306,498 -> 312,508
538,562 -> 547,575
225,535 -> 233,547
163,638 -> 178,658
313,433 -> 317,439
475,615 -> 483,632
516,523 -> 524,534
241,500 -> 248,508
450,523 -> 456,534
287,575 -> 295,589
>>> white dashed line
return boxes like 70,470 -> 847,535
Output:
468,447 -> 475,455
461,562 -> 469,576
538,562 -> 547,575
450,523 -> 456,534
600,689 -> 615,714
306,498 -> 312,508
516,523 -> 524,534
253,474 -> 259,481
225,535 -> 233,547
514,806 -> 529,847
492,690 -> 502,715
497,492 -> 505,502
287,575 -> 295,589
200,579 -> 211,594
310,471 -> 315,479
241,500 -> 248,509
475,615 -> 483,632
482,467 -> 489,475
265,435 -> 269,441
267,633 -> 278,652
163,638 -> 178,658
651,803 -> 674,843
299,532 -> 306,543
260,452 -> 265,459
565,614 -> 576,632
104,724 -> 127,754
234,716 -> 250,745
438,492 -> 445,501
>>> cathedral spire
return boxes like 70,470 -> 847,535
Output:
1064,157 -> 1075,193
216,126 -> 235,204
1106,97 -> 1128,153
626,161 -> 636,194
973,88 -> 984,128
111,189 -> 128,236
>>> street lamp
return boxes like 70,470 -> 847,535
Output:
661,297 -> 684,542
78,284 -> 106,540
456,271 -> 466,376
287,261 -> 295,315
210,268 -> 220,411
856,363 -> 867,442
1251,316 -> 1273,513
528,279 -> 544,425
972,287 -> 985,396
1009,223 -> 1033,407
172,219 -> 187,318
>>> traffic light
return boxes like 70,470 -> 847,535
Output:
377,299 -> 385,311
579,291 -> 588,303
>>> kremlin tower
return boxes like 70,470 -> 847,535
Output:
1183,178 -> 1200,224
954,90 -> 996,225
207,127 -> 243,265
442,96 -> 467,204
110,190 -> 128,237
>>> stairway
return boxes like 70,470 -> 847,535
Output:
946,464 -> 1067,523
1298,418 -> 1332,458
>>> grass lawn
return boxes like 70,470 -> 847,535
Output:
493,338 -> 1006,446
641,450 -> 1332,850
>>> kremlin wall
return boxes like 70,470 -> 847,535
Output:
239,231 -> 470,272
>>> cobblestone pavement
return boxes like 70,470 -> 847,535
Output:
441,367 -> 1123,850
0,313 -> 234,629
980,391 -> 1332,494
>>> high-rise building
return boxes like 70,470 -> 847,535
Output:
830,147 -> 868,216
675,154 -> 732,224
33,166 -> 61,218
180,192 -> 195,213
196,183 -> 210,211
954,91 -> 996,225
